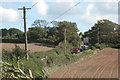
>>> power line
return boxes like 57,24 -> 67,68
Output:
31,0 -> 83,22
52,0 -> 83,21
31,0 -> 41,8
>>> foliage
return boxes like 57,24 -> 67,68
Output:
1,28 -> 23,38
57,21 -> 79,43
91,46 -> 96,50
2,57 -> 33,79
94,43 -> 100,49
28,27 -> 47,42
32,20 -> 48,28
2,45 -> 26,61
85,49 -> 94,54
94,43 -> 108,50
84,19 -> 119,47
2,50 -> 47,79
2,42 -> 94,78
1,20 -> 80,46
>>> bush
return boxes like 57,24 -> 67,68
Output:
12,45 -> 26,59
85,49 -> 94,54
99,43 -> 107,49
2,45 -> 26,61
94,43 -> 100,49
94,43 -> 108,50
112,44 -> 120,49
91,46 -> 96,50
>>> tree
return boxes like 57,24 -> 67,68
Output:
28,27 -> 47,42
32,20 -> 48,28
8,28 -> 23,37
57,21 -> 79,43
84,19 -> 118,45
51,21 -> 59,27
1,29 -> 9,37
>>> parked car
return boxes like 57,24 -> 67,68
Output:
70,48 -> 83,54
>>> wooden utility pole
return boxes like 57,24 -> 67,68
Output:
18,6 -> 31,60
64,28 -> 66,54
98,27 -> 99,43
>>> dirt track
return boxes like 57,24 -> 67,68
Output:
50,48 -> 118,78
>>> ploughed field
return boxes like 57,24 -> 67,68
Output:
1,43 -> 53,53
50,48 -> 118,78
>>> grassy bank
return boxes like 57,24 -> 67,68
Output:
2,43 -> 95,78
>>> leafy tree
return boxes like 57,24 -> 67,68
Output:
79,32 -> 83,36
51,21 -> 59,27
32,20 -> 48,28
28,27 -> 47,42
1,29 -> 9,37
84,19 -> 118,45
8,28 -> 23,37
57,21 -> 79,44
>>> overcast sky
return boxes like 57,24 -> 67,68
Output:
0,0 -> 119,32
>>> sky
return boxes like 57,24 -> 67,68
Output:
0,0 -> 119,33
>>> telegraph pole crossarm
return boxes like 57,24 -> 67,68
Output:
18,6 -> 31,60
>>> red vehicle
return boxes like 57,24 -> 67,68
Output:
71,48 -> 81,54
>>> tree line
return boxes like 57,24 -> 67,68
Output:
1,20 -> 81,47
1,19 -> 119,48
83,19 -> 120,48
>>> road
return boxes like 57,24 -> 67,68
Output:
50,48 -> 118,78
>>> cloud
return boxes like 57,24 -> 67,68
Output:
79,2 -> 118,25
46,0 -> 83,19
0,6 -> 19,22
34,0 -> 118,32
56,0 -> 74,3
77,1 -> 118,32
34,0 -> 48,15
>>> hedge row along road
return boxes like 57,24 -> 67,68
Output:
50,48 -> 118,78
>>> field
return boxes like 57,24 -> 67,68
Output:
50,48 -> 118,78
1,43 -> 54,53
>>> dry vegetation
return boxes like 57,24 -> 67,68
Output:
1,43 -> 53,53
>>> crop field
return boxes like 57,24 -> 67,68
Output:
50,48 -> 118,78
1,43 -> 53,53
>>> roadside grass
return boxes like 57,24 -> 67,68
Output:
2,44 -> 95,78
27,48 -> 94,77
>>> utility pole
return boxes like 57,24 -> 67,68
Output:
18,6 -> 31,60
64,28 -> 66,54
98,27 -> 99,44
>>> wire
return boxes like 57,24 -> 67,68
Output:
31,0 -> 41,8
52,0 -> 83,21
30,0 -> 83,23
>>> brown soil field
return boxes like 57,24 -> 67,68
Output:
1,43 -> 53,53
50,48 -> 119,78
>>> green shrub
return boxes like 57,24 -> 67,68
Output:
94,43 -> 108,49
12,45 -> 26,59
99,43 -> 107,49
95,43 -> 100,49
85,49 -> 94,54
112,44 -> 120,49
2,45 -> 26,61
91,46 -> 96,50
